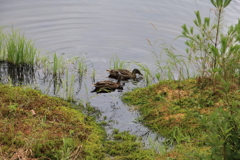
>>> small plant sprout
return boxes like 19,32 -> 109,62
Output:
78,58 -> 87,76
52,53 -> 65,77
110,54 -> 128,69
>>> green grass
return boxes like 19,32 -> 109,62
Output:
122,78 -> 240,159
76,57 -> 87,76
52,53 -> 65,77
3,27 -> 39,65
0,83 -> 105,159
0,84 -> 164,159
0,27 -> 6,60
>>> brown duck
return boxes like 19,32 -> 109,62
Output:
91,74 -> 123,93
106,68 -> 143,80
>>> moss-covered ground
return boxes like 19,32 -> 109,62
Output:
0,83 -> 163,159
122,78 -> 240,159
0,83 -> 106,159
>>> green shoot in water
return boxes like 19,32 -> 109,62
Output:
5,27 -> 38,65
110,54 -> 128,69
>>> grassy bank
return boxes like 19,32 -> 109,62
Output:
123,0 -> 240,159
122,78 -> 240,159
0,84 -> 163,159
0,83 -> 105,159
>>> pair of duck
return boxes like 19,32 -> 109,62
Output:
91,68 -> 143,93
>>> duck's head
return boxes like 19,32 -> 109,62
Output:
132,69 -> 143,76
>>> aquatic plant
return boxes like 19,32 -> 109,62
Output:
52,53 -> 65,77
4,27 -> 39,66
110,54 -> 128,69
76,57 -> 87,76
66,74 -> 76,102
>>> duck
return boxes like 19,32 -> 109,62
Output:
106,68 -> 143,80
91,74 -> 123,93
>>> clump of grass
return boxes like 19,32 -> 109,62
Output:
0,27 -> 40,86
4,27 -> 39,66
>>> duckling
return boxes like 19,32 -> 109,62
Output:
91,74 -> 123,93
106,68 -> 143,80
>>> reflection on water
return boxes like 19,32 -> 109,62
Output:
0,0 -> 239,149
0,61 -> 35,85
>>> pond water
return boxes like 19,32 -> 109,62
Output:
0,0 -> 239,147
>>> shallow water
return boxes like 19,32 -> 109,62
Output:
0,0 -> 239,146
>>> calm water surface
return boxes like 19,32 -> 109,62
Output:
0,0 -> 239,145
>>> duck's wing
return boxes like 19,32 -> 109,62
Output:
118,69 -> 131,76
106,70 -> 119,75
93,80 -> 116,87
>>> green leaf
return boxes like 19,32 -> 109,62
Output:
181,24 -> 189,36
220,35 -> 228,54
194,11 -> 202,27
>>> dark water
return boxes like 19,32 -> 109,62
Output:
0,0 -> 239,147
